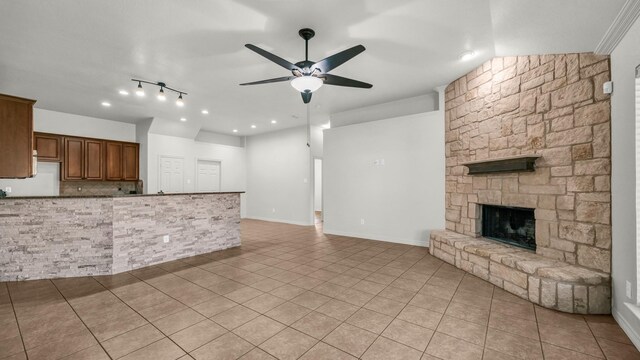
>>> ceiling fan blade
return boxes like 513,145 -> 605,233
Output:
312,45 -> 365,73
245,44 -> 300,71
239,76 -> 295,86
301,92 -> 312,104
320,74 -> 372,89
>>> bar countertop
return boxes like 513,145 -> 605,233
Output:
0,191 -> 245,200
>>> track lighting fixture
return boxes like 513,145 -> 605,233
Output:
157,87 -> 166,101
131,79 -> 187,106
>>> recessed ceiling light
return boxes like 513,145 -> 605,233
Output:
119,90 -> 129,96
271,120 -> 277,124
251,125 -> 256,129
233,129 -> 238,133
201,109 -> 209,115
180,117 -> 187,122
101,101 -> 111,107
460,51 -> 476,61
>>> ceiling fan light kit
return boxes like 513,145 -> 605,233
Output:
131,79 -> 187,107
240,28 -> 372,104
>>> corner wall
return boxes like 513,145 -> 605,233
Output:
323,110 -> 445,246
611,14 -> 640,348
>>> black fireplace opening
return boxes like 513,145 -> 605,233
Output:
481,205 -> 536,251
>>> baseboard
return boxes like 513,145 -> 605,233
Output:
614,304 -> 640,350
244,216 -> 314,227
322,228 -> 429,247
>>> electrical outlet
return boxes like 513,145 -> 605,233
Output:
627,280 -> 632,299
163,235 -> 170,243
4,187 -> 11,193
360,218 -> 365,225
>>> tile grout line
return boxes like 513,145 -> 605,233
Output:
47,279 -> 115,360
5,283 -> 30,360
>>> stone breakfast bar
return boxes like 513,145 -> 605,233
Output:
0,192 -> 242,281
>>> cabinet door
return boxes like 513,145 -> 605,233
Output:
105,141 -> 123,180
63,137 -> 84,180
0,94 -> 34,178
122,143 -> 139,181
35,133 -> 61,162
84,139 -> 104,180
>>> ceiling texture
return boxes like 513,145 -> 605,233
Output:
0,0 -> 626,136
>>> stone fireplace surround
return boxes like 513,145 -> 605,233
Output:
430,53 -> 612,314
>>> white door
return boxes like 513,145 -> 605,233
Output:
159,156 -> 184,193
197,160 -> 221,192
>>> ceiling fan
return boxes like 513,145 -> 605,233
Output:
240,28 -> 372,104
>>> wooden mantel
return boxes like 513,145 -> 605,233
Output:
461,154 -> 541,175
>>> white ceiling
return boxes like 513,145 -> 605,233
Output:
0,0 -> 626,137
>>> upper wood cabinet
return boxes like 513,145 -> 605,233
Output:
105,141 -> 124,180
122,143 -> 139,181
0,93 -> 36,178
34,132 -> 62,162
63,137 -> 104,181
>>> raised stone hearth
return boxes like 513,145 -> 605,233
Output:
432,53 -> 612,313
430,230 -> 610,313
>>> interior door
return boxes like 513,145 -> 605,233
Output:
196,160 -> 221,192
159,156 -> 184,193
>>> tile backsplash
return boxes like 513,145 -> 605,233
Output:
60,181 -> 142,196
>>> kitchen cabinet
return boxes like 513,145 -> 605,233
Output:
34,132 -> 62,162
0,93 -> 36,178
63,137 -> 104,180
105,141 -> 139,181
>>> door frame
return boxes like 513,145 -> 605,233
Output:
195,157 -> 222,193
158,155 -> 185,193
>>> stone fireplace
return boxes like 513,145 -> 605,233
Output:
430,53 -> 612,314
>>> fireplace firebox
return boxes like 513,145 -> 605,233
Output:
481,205 -> 535,251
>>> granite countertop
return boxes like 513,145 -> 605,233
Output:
0,192 -> 245,200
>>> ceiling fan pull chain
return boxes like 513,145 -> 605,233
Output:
306,103 -> 311,148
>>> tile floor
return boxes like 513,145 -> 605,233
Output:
0,219 -> 638,360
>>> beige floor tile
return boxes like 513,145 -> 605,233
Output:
315,299 -> 359,321
153,308 -> 205,335
170,319 -> 226,352
138,299 -> 188,322
541,342 -> 603,359
259,328 -> 317,360
291,311 -> 341,339
61,345 -> 110,360
437,315 -> 487,346
408,293 -> 450,313
119,338 -> 185,360
333,287 -> 375,307
425,332 -> 483,360
363,296 -> 406,317
191,332 -> 253,360
250,278 -> 286,293
102,324 -> 164,359
269,284 -> 306,300
481,348 -> 520,360
588,320 -> 634,345
191,296 -> 237,317
382,318 -> 433,351
490,299 -> 536,321
323,323 -> 377,357
0,336 -> 24,358
485,328 -> 543,360
397,305 -> 443,330
265,301 -> 311,325
242,293 -> 286,314
346,308 -> 393,334
488,311 -> 539,341
225,287 -> 264,304
352,280 -> 386,295
233,315 -> 286,345
299,342 -> 356,360
26,329 -> 97,360
362,336 -> 423,360
291,291 -> 332,310
238,348 -> 277,360
538,321 -> 603,357
597,338 -> 640,360
445,301 -> 490,325
211,305 -> 260,330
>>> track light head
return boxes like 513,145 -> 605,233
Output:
135,82 -> 145,97
157,87 -> 166,101
176,93 -> 184,107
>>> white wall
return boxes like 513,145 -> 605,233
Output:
323,110 -> 445,246
611,15 -> 640,349
35,108 -> 136,142
314,159 -> 322,212
0,162 -> 59,196
245,125 -> 314,225
146,133 -> 246,194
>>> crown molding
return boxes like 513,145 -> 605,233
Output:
595,0 -> 640,54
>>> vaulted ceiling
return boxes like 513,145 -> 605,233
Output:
0,0 -> 626,136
